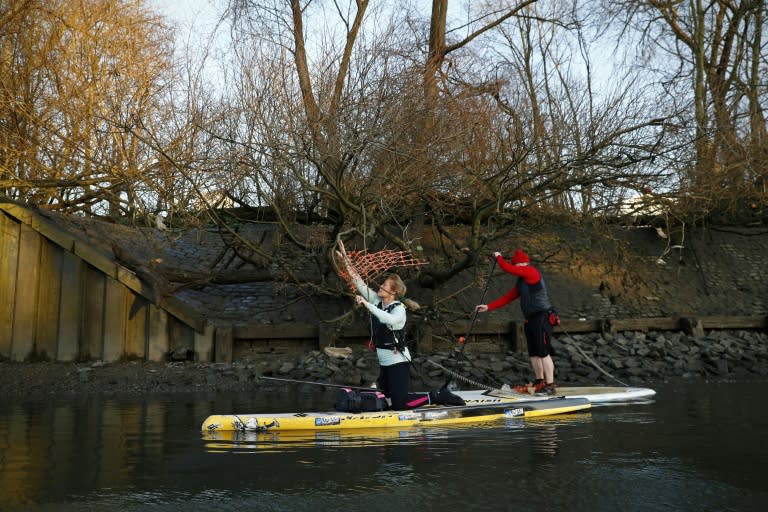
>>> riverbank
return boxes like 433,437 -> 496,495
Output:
2,329 -> 766,399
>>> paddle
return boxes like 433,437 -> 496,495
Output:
442,256 -> 497,389
256,374 -> 379,392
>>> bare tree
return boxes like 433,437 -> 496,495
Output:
219,2 -> 547,283
602,0 -> 768,218
0,0 -> 176,218
210,1 -> 685,298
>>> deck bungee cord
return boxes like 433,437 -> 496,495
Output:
556,328 -> 630,387
426,359 -> 530,399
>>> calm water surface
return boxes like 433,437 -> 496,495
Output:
1,379 -> 766,512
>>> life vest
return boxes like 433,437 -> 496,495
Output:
516,275 -> 553,319
371,301 -> 407,350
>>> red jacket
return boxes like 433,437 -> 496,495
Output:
486,256 -> 544,313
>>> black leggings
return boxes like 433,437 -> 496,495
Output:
378,361 -> 429,410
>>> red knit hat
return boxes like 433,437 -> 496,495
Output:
510,249 -> 530,264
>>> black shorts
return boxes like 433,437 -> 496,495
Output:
524,311 -> 555,358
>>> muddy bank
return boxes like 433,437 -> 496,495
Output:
2,329 -> 766,400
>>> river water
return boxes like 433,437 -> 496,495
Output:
1,379 -> 766,512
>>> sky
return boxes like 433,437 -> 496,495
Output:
150,0 -> 228,87
151,0 -> 219,29
150,0 -> 617,107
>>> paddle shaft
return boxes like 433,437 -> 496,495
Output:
458,256 -> 497,355
443,257 -> 497,388
258,375 -> 378,392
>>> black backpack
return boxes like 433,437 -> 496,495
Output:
335,387 -> 388,412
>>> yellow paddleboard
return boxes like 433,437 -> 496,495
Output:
201,397 -> 590,433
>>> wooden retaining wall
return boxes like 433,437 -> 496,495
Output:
0,205 -> 212,363
209,314 -> 768,362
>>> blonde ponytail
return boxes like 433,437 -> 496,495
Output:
402,297 -> 421,311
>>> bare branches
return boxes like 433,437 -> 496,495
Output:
3,0 -> 766,317
603,0 -> 768,218
0,0 -> 175,217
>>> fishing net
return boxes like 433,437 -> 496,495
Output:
335,246 -> 429,291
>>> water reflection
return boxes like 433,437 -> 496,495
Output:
0,394 -> 593,508
0,395 -> 211,509
203,426 -> 448,451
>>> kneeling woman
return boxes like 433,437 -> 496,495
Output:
353,272 -> 428,410
337,244 -> 463,410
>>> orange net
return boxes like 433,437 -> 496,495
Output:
336,248 -> 429,291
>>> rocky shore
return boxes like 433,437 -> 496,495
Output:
2,329 -> 766,399
262,328 -> 768,389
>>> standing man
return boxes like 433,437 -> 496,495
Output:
475,249 -> 557,395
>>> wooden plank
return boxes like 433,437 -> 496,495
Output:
227,314 -> 768,359
607,317 -> 681,331
318,323 -> 336,349
160,296 -> 206,333
30,214 -> 76,252
125,292 -> 148,359
512,321 -> 526,352
233,338 -> 316,358
11,224 -> 41,361
679,317 -> 704,336
117,263 -> 205,334
0,203 -> 33,223
58,251 -> 83,361
215,326 -> 233,363
701,315 -> 767,329
81,266 -> 106,360
168,315 -> 194,357
35,240 -> 63,360
427,320 -> 513,338
557,319 -> 603,333
147,304 -> 168,362
233,324 -> 318,339
340,325 -> 370,337
73,240 -> 116,278
102,276 -> 127,362
117,265 -> 150,296
194,324 -> 215,362
0,211 -> 20,358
